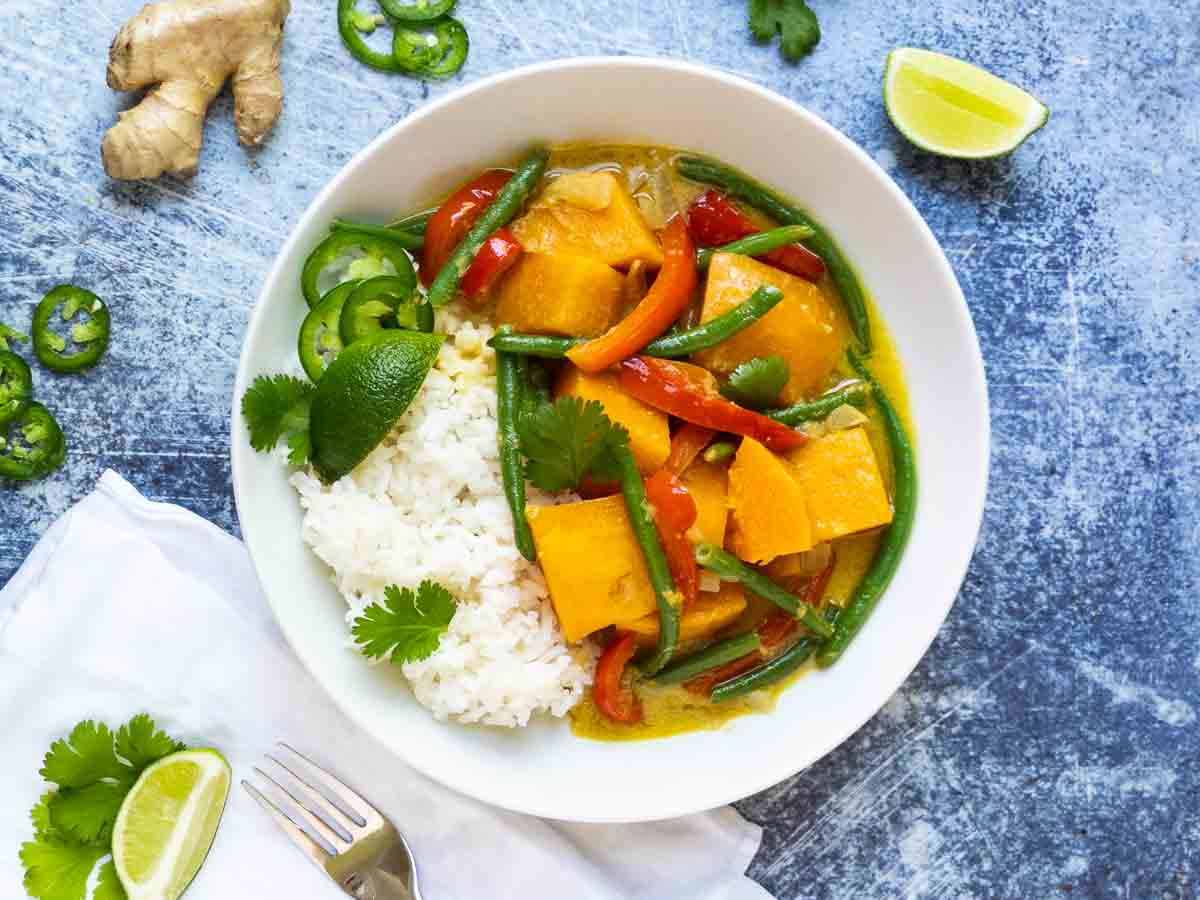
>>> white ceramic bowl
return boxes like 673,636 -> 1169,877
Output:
231,57 -> 989,823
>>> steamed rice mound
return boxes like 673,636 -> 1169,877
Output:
290,307 -> 594,727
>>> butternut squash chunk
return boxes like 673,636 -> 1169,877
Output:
680,459 -> 729,546
727,437 -> 814,563
787,426 -> 893,543
621,583 -> 748,646
556,366 -> 670,474
494,252 -> 624,337
511,171 -> 664,269
693,253 -> 843,403
527,496 -> 657,642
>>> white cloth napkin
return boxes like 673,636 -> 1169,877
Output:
0,471 -> 771,900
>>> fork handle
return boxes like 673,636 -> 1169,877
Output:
344,868 -> 418,900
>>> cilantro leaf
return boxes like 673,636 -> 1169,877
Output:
241,374 -> 314,460
720,355 -> 790,409
40,721 -> 130,789
0,321 -> 28,352
94,861 -> 126,900
116,713 -> 185,771
20,838 -> 108,900
353,581 -> 458,664
518,397 -> 630,492
48,782 -> 127,844
749,0 -> 821,62
31,792 -> 55,839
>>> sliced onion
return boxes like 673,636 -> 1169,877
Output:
825,403 -> 869,431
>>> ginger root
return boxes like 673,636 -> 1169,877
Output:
102,0 -> 291,180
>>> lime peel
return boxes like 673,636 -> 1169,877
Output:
884,47 -> 1049,159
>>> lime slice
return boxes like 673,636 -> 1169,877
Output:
112,749 -> 231,900
884,48 -> 1049,158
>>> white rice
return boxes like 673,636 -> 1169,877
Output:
289,306 -> 594,727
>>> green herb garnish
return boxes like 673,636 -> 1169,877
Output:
353,581 -> 458,664
518,397 -> 630,492
241,374 -> 314,465
749,0 -> 820,62
720,355 -> 790,409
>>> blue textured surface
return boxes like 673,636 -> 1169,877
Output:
2,1 -> 1198,896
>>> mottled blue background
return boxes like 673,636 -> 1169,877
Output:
2,1 -> 1198,896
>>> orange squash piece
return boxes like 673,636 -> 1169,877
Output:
511,171 -> 664,270
527,496 -> 658,642
787,426 -> 893,543
556,366 -> 670,474
727,437 -> 813,563
693,253 -> 843,403
679,460 -> 729,547
494,252 -> 624,337
620,583 -> 748,646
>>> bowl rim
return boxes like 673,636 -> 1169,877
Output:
231,55 -> 990,822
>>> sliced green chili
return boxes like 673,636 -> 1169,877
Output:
0,351 -> 33,427
816,351 -> 916,668
0,402 -> 65,481
696,225 -> 815,269
428,149 -> 548,307
392,16 -> 469,79
496,327 -> 536,561
338,0 -> 404,71
701,441 -> 737,464
0,322 -> 27,352
677,156 -> 872,352
693,543 -> 833,639
299,281 -> 358,382
378,0 -> 455,20
331,218 -> 424,251
487,285 -> 784,359
615,444 -> 681,675
653,632 -> 762,685
338,275 -> 431,345
301,230 -> 416,307
767,381 -> 869,426
32,285 -> 110,373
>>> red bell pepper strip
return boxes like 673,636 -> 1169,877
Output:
593,631 -> 643,723
421,170 -> 513,287
643,469 -> 699,607
565,216 -> 697,373
619,357 -> 805,453
687,190 -> 825,283
664,423 -> 715,476
460,227 -> 522,298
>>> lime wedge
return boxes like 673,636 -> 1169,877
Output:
112,749 -> 231,900
884,48 -> 1049,158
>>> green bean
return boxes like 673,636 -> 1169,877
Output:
615,444 -> 680,674
701,441 -> 737,464
487,286 -> 784,359
816,351 -> 916,667
495,326 -> 536,561
653,632 -> 761,685
331,218 -> 424,251
696,225 -> 815,269
767,382 -> 869,426
522,357 -> 551,422
693,543 -> 834,639
677,155 -> 872,352
711,635 -> 819,702
428,149 -> 548,306
389,209 -> 434,236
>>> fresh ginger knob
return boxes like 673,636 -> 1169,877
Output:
102,0 -> 291,180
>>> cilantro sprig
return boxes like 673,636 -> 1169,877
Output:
241,373 -> 313,465
353,580 -> 458,664
517,397 -> 630,492
720,355 -> 790,410
749,0 -> 821,62
20,715 -> 187,900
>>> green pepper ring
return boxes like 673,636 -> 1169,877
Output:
338,275 -> 434,346
392,16 -> 469,79
301,230 -> 416,307
337,0 -> 403,72
32,285 -> 110,373
0,351 -> 33,428
299,281 -> 359,383
378,0 -> 455,22
0,402 -> 66,482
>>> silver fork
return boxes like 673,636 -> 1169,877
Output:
243,743 -> 423,900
